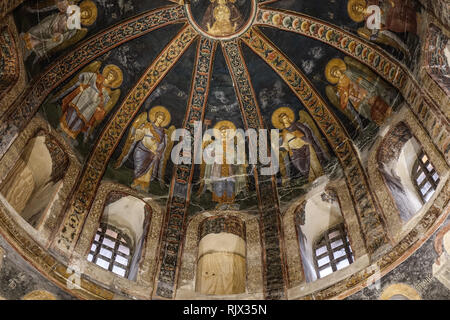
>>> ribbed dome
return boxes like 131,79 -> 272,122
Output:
0,0 -> 448,301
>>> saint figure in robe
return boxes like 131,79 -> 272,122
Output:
21,0 -> 97,62
325,57 -> 396,128
273,107 -> 329,183
114,106 -> 175,192
198,121 -> 247,208
54,62 -> 122,140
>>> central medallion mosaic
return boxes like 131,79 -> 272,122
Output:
187,0 -> 256,39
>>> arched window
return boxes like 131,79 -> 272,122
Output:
295,188 -> 351,283
87,223 -> 133,278
86,194 -> 151,280
0,131 -> 69,228
313,224 -> 354,279
411,151 -> 440,203
377,122 -> 436,222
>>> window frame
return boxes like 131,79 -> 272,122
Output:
313,224 -> 354,279
411,151 -> 440,203
87,223 -> 133,278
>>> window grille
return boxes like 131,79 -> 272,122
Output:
412,151 -> 440,203
87,223 -> 133,278
313,224 -> 354,279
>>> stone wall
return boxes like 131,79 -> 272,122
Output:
0,233 -> 76,300
347,216 -> 450,300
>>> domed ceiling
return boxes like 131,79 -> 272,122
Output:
1,0 -> 448,300
14,0 -> 411,208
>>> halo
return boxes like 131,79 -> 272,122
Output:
210,0 -> 236,3
102,64 -> 123,89
213,4 -> 232,22
214,120 -> 237,132
149,106 -> 171,127
380,284 -> 422,300
271,107 -> 295,129
347,0 -> 367,23
325,58 -> 347,84
22,290 -> 57,300
213,120 -> 237,139
80,0 -> 98,26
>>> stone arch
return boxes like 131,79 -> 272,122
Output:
195,216 -> 247,295
0,130 -> 69,227
0,116 -> 80,246
367,107 -> 448,243
294,188 -> 345,283
283,178 -> 369,298
72,182 -> 164,299
176,210 -> 264,299
376,121 -> 424,222
22,290 -> 57,300
101,193 -> 151,280
379,283 -> 421,300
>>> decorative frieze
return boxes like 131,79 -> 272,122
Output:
222,38 -> 287,300
199,216 -> 246,241
155,37 -> 216,299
